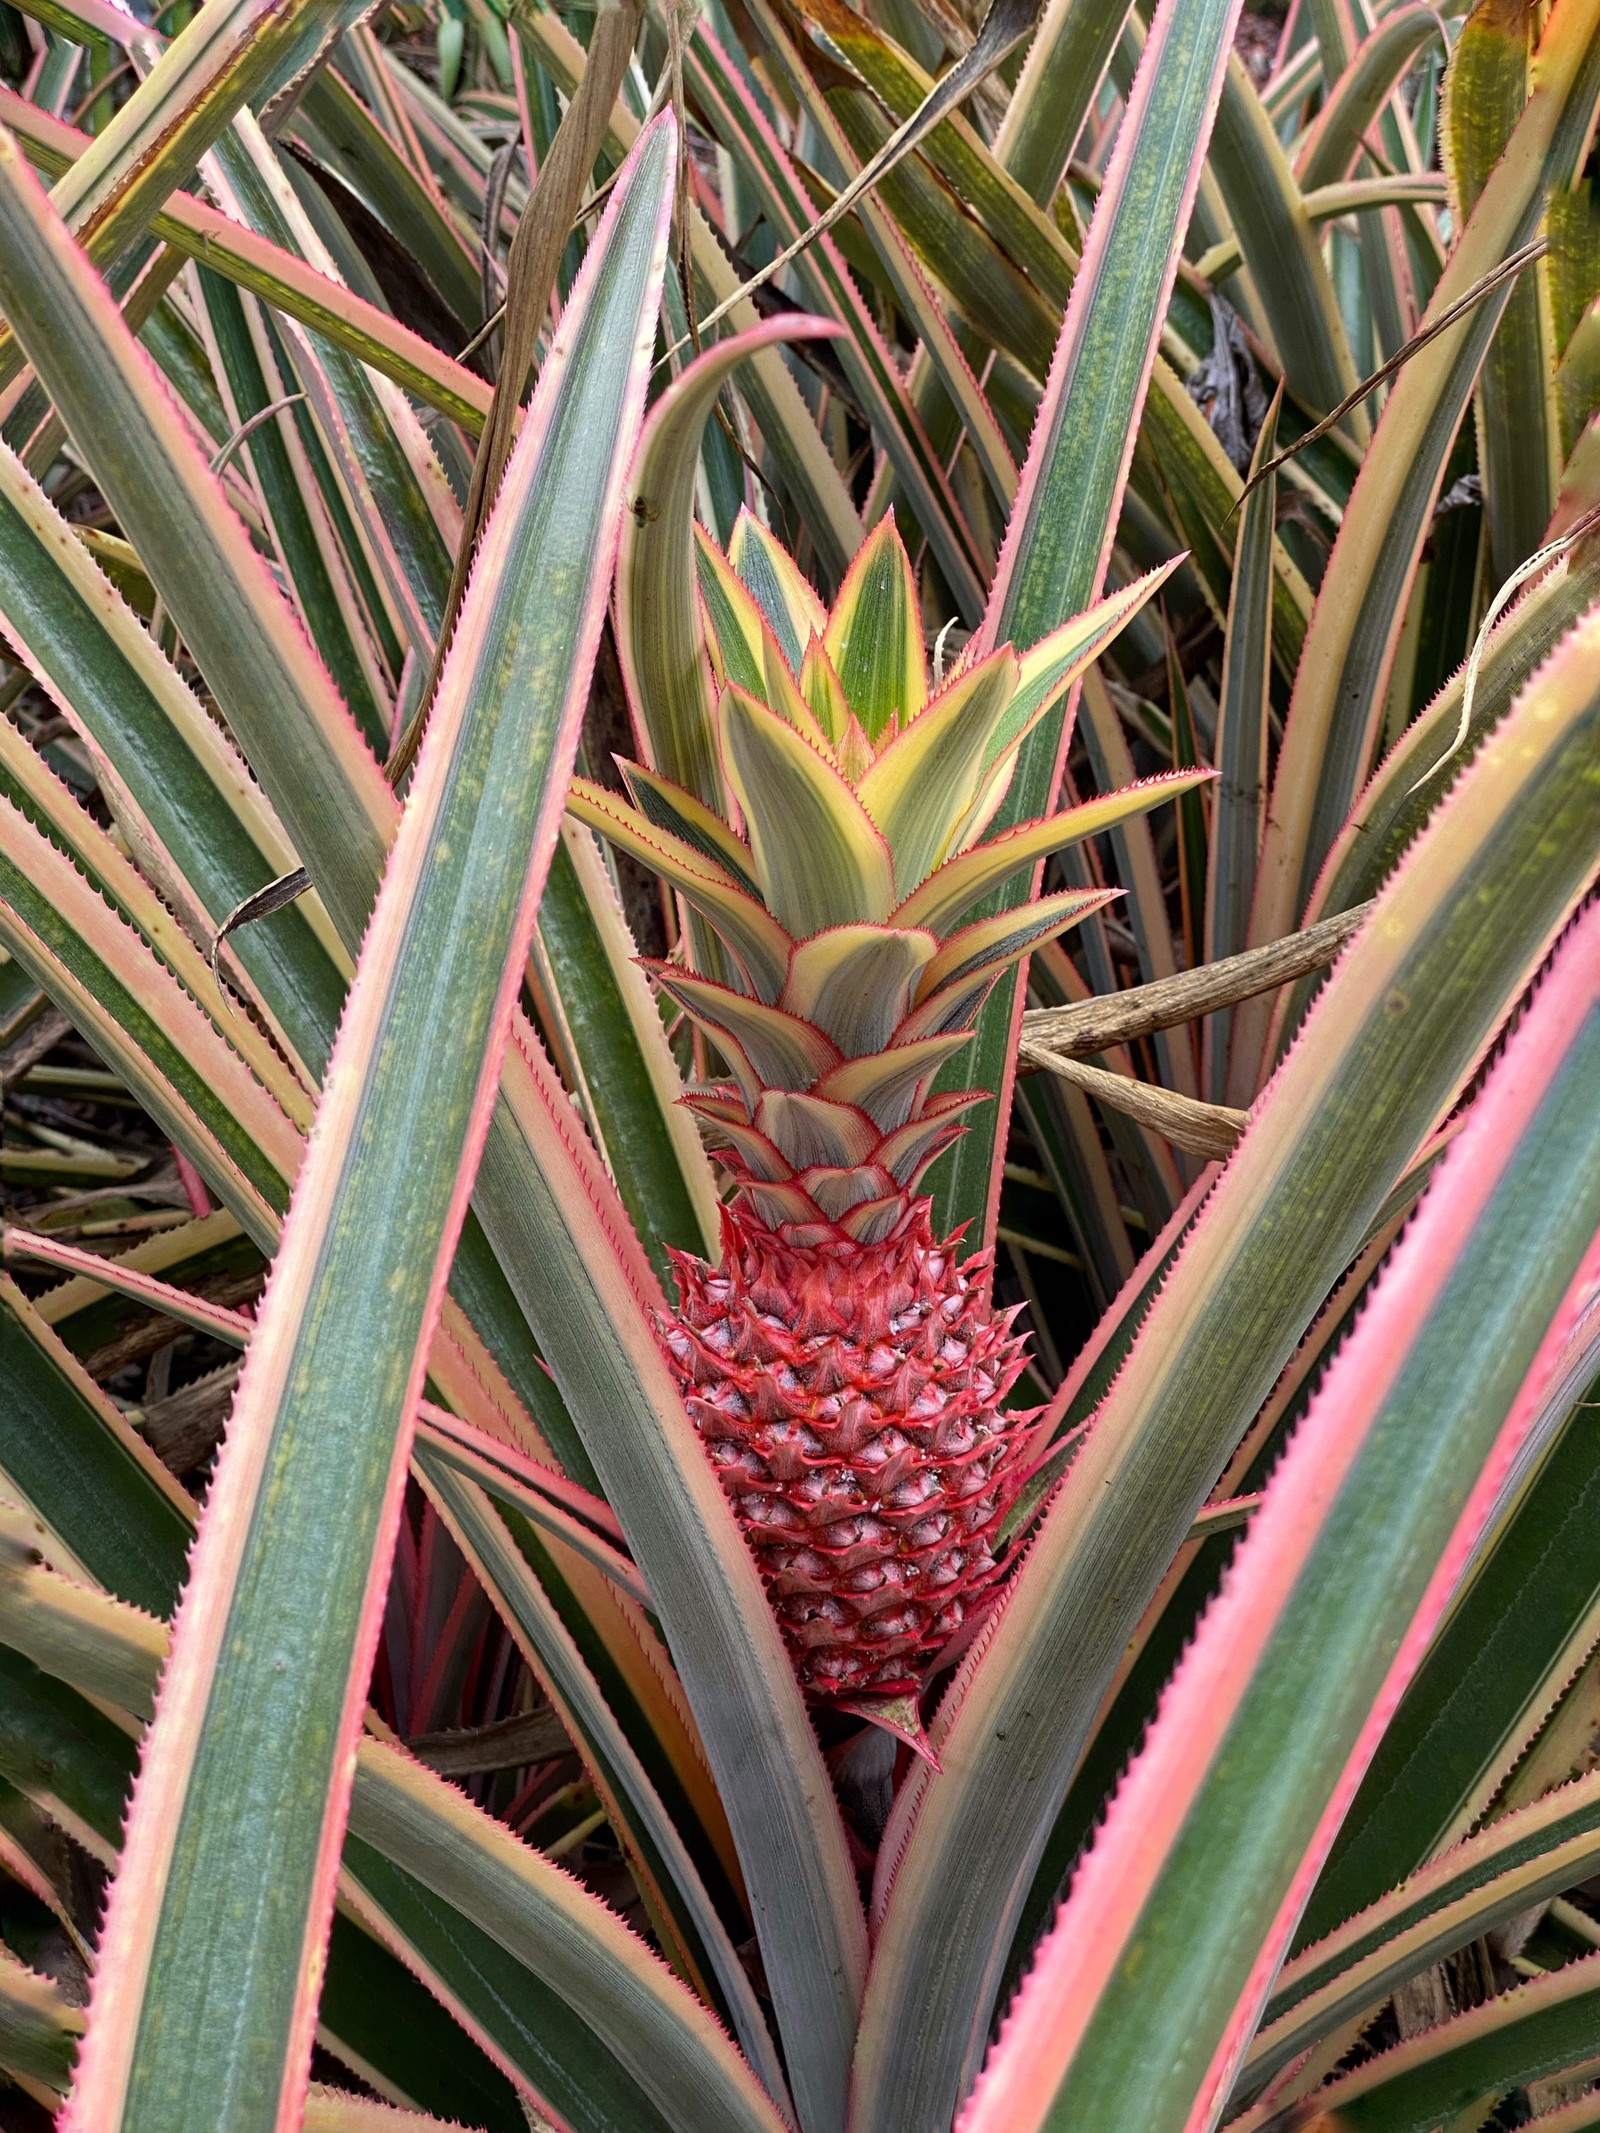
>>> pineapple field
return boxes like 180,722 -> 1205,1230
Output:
0,0 -> 1597,2126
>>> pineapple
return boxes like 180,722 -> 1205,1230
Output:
571,515 -> 1199,1717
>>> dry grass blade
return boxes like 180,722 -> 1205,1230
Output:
207,391 -> 306,475
1411,503 -> 1600,794
1237,237 -> 1550,504
209,866 -> 312,983
1,1006 -> 72,1091
1020,903 -> 1373,1058
406,1708 -> 571,1776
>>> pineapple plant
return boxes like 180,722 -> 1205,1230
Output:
0,0 -> 1596,2130
571,512 -> 1196,1712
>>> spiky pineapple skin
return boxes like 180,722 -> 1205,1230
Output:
663,1203 -> 1035,1702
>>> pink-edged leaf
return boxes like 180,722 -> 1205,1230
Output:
302,2090 -> 489,2133
345,1738 -> 787,2133
924,0 -> 1246,1258
0,89 -> 489,431
462,1002 -> 871,2133
960,896 -> 1600,2133
0,123 -> 394,962
1240,0 -> 1600,1020
615,311 -> 844,812
1,1228 -> 257,1347
1229,1939 -> 1600,2131
413,1459 -> 793,2109
741,0 -> 1018,511
1,1231 -> 636,1581
24,0 -> 334,281
62,116 -> 678,2133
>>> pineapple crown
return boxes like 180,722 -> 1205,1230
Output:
572,513 -> 1202,1246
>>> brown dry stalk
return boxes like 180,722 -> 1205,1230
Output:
1017,1051 -> 1250,1160
1020,901 -> 1372,1059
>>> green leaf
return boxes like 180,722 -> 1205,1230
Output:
417,1457 -> 788,2110
0,1489 -> 702,2133
207,117 -> 458,661
859,652 -> 1017,887
0,1277 -> 198,1617
614,313 -> 841,813
21,0 -> 337,307
929,0 -> 1244,1248
537,829 -> 720,1274
0,1643 -> 136,1860
566,780 -> 793,1004
26,1212 -> 253,1361
0,435 -> 349,1079
895,769 -> 1208,934
1548,180 -> 1600,454
785,0 -> 1077,313
62,118 -> 677,2133
1165,633 -> 1210,975
336,1847 -> 677,2133
1196,171 -> 1451,282
515,2 -> 864,579
995,0 -> 1134,205
1246,0 -> 1600,974
0,801 -> 301,1245
780,0 -> 1313,685
1245,1766 -> 1600,2098
741,0 -> 1018,510
681,22 -> 988,620
192,264 -> 392,755
1296,8 -> 1449,193
1209,393 -> 1279,1103
960,899 -> 1600,2133
0,78 -> 493,432
0,1523 -> 168,1721
0,1940 -> 81,2095
0,83 -> 584,1477
1290,526 -> 1600,1045
1303,1352 -> 1600,1945
0,1290 -> 553,2133
0,131 -> 394,964
413,1409 -> 648,1606
346,1743 -> 788,2133
829,89 -> 1062,383
1233,1950 -> 1600,2131
316,1915 -> 525,2133
294,62 -> 482,332
719,685 -> 895,932
1,0 -> 130,46
0,714 -> 315,1125
824,517 -> 926,740
1208,53 -> 1364,426
1447,0 -> 1560,581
